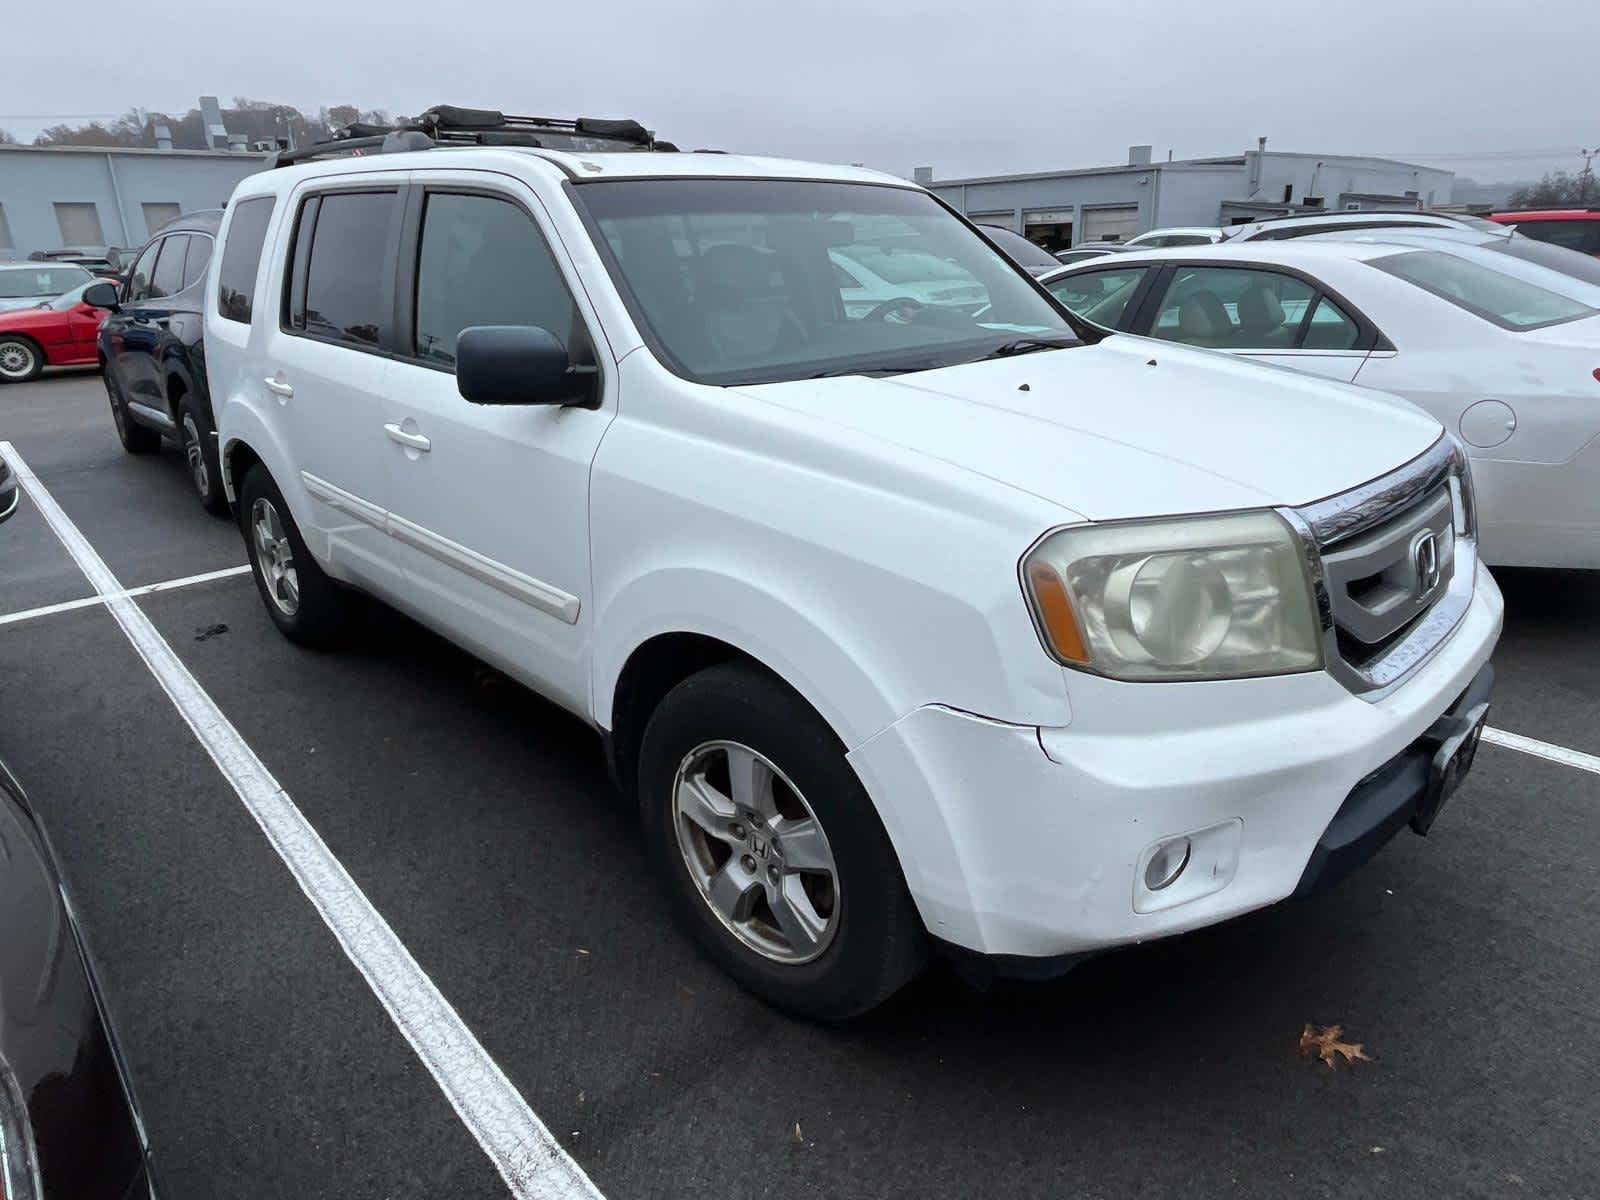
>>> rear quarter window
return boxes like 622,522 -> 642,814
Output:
217,197 -> 277,324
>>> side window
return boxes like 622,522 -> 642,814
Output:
217,196 -> 277,324
412,192 -> 586,366
1047,267 -> 1148,329
291,190 -> 398,347
1151,267 -> 1314,349
149,235 -> 188,300
124,241 -> 160,303
181,236 -> 213,291
1302,295 -> 1363,350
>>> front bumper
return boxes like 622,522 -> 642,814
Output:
847,560 -> 1504,959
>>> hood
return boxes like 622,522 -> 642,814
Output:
736,336 -> 1443,521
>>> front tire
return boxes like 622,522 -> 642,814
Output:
638,663 -> 926,1020
239,464 -> 350,647
0,336 -> 44,384
179,400 -> 228,515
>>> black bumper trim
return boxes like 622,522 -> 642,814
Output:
1293,660 -> 1495,898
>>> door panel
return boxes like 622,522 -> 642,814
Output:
270,188 -> 404,591
109,239 -> 165,405
380,182 -> 612,714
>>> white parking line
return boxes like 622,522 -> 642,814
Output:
0,565 -> 252,628
1482,727 -> 1600,777
0,442 -> 603,1199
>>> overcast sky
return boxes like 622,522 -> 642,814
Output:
9,0 -> 1598,183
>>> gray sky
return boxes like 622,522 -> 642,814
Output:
10,0 -> 1599,183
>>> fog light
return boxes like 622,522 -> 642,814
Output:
1143,837 -> 1191,892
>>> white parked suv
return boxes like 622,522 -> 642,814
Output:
205,108 -> 1503,1018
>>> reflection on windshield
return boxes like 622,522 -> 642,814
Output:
574,179 -> 1077,385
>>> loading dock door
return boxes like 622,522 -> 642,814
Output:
1023,209 -> 1073,253
1081,205 -> 1139,244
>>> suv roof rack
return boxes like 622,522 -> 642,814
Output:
273,104 -> 677,168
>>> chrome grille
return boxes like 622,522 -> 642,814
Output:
1282,437 -> 1475,699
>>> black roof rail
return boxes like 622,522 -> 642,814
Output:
1238,208 -> 1474,228
272,104 -> 666,168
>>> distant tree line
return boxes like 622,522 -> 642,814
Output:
1508,169 -> 1595,209
0,100 -> 399,150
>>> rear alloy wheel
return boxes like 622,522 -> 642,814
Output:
239,463 -> 351,646
105,370 -> 158,453
0,337 -> 42,384
180,402 -> 228,515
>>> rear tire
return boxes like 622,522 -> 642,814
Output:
638,663 -> 926,1020
0,336 -> 44,384
239,464 -> 350,647
179,399 -> 228,515
105,369 -> 158,453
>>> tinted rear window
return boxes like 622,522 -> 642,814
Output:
1487,236 -> 1600,287
1373,250 -> 1597,331
217,197 -> 277,323
296,192 -> 397,347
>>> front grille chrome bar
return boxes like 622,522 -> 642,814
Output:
1280,435 -> 1475,702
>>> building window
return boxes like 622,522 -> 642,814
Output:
141,202 -> 182,236
53,202 -> 106,247
0,203 -> 13,252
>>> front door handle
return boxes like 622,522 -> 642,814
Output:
263,376 -> 294,398
384,423 -> 432,452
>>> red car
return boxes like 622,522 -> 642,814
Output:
0,280 -> 112,382
0,280 -> 113,383
1487,209 -> 1600,257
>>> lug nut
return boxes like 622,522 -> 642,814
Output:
767,866 -> 780,884
730,823 -> 746,839
741,855 -> 757,873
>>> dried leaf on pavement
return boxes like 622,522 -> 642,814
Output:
791,1122 -> 804,1145
1299,1023 -> 1372,1069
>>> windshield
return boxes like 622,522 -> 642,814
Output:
45,282 -> 94,311
0,265 -> 92,299
1486,236 -> 1600,288
574,179 -> 1078,385
1373,250 -> 1597,331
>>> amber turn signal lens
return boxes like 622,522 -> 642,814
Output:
1026,560 -> 1091,665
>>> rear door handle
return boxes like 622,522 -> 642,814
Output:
263,376 -> 294,398
384,423 -> 431,452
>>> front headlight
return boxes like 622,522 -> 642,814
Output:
1022,510 -> 1323,681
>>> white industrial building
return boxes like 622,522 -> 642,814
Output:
924,140 -> 1455,251
0,143 -> 270,261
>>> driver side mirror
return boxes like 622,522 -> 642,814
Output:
82,282 -> 120,311
455,325 -> 599,409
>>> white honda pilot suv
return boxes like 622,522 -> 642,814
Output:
205,109 -> 1502,1019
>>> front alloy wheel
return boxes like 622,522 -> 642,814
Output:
251,497 -> 300,616
673,740 -> 840,964
0,338 -> 40,383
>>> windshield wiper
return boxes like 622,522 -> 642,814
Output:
978,336 -> 1080,360
807,363 -> 936,379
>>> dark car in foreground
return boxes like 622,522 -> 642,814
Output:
88,209 -> 226,513
0,735 -> 157,1197
974,223 -> 1066,276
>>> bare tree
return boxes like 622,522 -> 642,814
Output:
0,128 -> 16,145
1507,170 -> 1586,209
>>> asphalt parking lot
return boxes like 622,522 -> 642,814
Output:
2,370 -> 1598,1199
